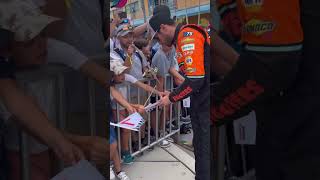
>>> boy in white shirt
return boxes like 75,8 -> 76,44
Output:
110,60 -> 164,164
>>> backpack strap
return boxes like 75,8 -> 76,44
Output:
114,48 -> 126,61
135,51 -> 144,74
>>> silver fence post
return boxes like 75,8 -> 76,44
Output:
116,103 -> 121,158
147,80 -> 151,147
88,79 -> 96,136
128,84 -> 132,154
225,136 -> 233,177
163,76 -> 167,136
216,125 -> 226,180
176,100 -> 181,143
56,74 -> 66,170
241,144 -> 247,175
19,131 -> 30,180
169,76 -> 173,134
138,86 -> 142,153
19,83 -> 30,180
156,95 -> 159,141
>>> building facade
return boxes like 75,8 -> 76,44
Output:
111,0 -> 210,26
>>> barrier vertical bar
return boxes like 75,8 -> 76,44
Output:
156,94 -> 159,140
163,76 -> 167,136
169,76 -> 173,134
116,103 -> 121,158
225,137 -> 233,176
57,74 -> 66,170
215,125 -> 226,180
19,131 -> 30,180
147,80 -> 151,147
88,79 -> 96,136
241,144 -> 247,175
138,86 -> 141,152
128,84 -> 132,154
57,74 -> 66,130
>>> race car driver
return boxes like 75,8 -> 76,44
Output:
148,6 -> 211,180
212,0 -> 304,179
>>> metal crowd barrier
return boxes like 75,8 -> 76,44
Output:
113,74 -> 181,158
8,55 -> 106,180
15,64 -> 72,180
212,83 -> 254,180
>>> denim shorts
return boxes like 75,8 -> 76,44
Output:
109,125 -> 117,144
109,113 -> 117,144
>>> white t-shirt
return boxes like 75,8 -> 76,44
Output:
2,38 -> 89,154
111,74 -> 138,110
2,79 -> 56,154
47,38 -> 89,69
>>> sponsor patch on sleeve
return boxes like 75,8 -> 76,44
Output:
181,37 -> 195,44
185,56 -> 193,65
183,32 -> 193,37
183,51 -> 194,56
181,44 -> 195,51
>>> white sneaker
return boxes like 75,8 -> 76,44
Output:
159,139 -> 171,148
110,167 -> 115,180
166,137 -> 174,143
117,171 -> 130,180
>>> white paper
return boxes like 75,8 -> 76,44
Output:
110,112 -> 145,131
144,101 -> 160,113
51,160 -> 104,180
183,97 -> 191,108
233,111 -> 257,145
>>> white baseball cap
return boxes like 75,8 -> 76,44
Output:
110,60 -> 128,75
0,0 -> 60,42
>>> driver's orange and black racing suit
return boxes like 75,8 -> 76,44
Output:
212,0 -> 303,179
265,1 -> 320,179
168,24 -> 211,180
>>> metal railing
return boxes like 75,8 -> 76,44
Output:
113,74 -> 181,158
2,56 -> 106,180
212,83 -> 254,180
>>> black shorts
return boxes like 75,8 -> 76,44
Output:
150,95 -> 160,112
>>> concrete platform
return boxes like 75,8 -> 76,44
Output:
135,146 -> 177,162
122,144 -> 195,180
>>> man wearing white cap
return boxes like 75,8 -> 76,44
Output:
110,59 -> 164,164
111,24 -> 149,80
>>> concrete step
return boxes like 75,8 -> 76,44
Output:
122,144 -> 195,180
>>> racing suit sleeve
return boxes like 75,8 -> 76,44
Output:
169,27 -> 208,103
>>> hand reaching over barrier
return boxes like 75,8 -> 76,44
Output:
131,104 -> 145,114
63,133 -> 108,166
159,94 -> 172,107
52,136 -> 85,166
